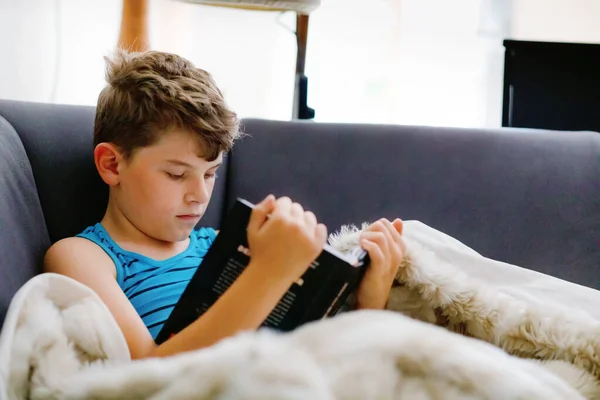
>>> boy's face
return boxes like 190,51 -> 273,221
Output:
114,128 -> 222,243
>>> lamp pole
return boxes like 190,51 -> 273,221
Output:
293,14 -> 315,120
118,0 -> 150,52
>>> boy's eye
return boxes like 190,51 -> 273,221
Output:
205,173 -> 218,180
166,172 -> 185,180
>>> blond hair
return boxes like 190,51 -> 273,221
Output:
94,50 -> 240,161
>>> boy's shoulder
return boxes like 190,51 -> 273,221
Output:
44,226 -> 217,275
43,235 -> 117,278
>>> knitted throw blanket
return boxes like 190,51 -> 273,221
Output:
2,220 -> 600,399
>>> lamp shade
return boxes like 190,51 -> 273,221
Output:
174,0 -> 320,14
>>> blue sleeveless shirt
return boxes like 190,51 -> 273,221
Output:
76,223 -> 217,340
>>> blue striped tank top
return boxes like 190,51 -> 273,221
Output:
76,223 -> 217,340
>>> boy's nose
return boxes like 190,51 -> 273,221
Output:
185,178 -> 210,204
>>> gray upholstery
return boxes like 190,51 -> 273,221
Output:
230,119 -> 600,287
0,99 -> 599,330
0,101 -> 107,242
0,116 -> 50,324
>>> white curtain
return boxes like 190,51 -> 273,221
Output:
305,0 -> 511,128
1,0 -> 599,128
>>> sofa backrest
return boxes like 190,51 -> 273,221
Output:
0,115 -> 50,325
1,98 -> 599,328
228,119 -> 600,289
0,101 -> 108,242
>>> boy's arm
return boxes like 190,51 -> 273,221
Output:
44,237 -> 158,359
150,258 -> 292,357
44,238 -> 292,359
44,196 -> 325,359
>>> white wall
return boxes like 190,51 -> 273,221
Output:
511,0 -> 600,43
0,0 -> 120,105
0,0 -> 296,120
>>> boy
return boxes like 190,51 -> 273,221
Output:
43,50 -> 405,360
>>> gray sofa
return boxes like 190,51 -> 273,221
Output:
1,99 -> 599,329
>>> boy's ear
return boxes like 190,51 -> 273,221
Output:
94,143 -> 124,186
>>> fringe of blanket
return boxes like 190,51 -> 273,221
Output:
327,223 -> 600,399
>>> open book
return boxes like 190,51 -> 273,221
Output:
155,198 -> 370,345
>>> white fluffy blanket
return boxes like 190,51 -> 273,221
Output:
2,221 -> 600,399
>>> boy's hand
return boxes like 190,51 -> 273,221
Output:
356,218 -> 405,310
246,195 -> 328,286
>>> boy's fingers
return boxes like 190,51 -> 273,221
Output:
361,231 -> 390,260
392,218 -> 404,235
315,223 -> 328,246
361,230 -> 384,244
248,194 -> 276,231
290,202 -> 304,221
304,211 -> 317,229
361,238 -> 384,267
368,220 -> 395,256
383,219 -> 405,263
275,196 -> 292,218
379,218 -> 402,246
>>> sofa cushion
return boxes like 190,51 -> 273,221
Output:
0,116 -> 50,326
0,100 -> 227,242
228,119 -> 600,289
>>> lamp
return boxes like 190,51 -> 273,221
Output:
173,0 -> 319,119
174,1 -> 320,14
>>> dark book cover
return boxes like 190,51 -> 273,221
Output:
155,198 -> 369,345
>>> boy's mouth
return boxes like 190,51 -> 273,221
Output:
177,214 -> 201,221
